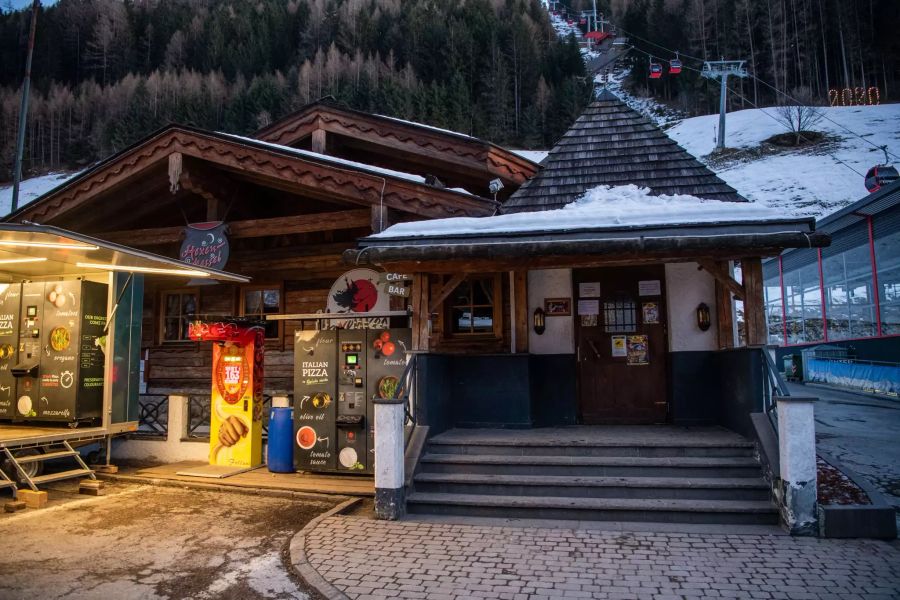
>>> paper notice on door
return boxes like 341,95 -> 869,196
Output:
579,282 -> 601,298
626,335 -> 649,365
577,299 -> 600,315
611,335 -> 627,357
638,280 -> 661,296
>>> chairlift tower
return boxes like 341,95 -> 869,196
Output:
701,59 -> 748,150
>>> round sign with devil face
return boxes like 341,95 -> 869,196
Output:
214,343 -> 250,405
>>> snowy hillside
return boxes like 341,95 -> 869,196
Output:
0,171 -> 80,216
668,104 -> 900,218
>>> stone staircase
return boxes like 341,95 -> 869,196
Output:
407,427 -> 778,525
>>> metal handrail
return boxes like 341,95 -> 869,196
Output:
390,353 -> 419,448
760,346 -> 789,431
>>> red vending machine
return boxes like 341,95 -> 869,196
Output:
189,319 -> 265,468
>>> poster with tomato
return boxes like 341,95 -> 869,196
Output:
325,269 -> 391,328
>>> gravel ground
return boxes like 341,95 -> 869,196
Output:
0,480 -> 338,600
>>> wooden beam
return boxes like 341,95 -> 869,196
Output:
370,205 -> 396,234
715,274 -> 735,350
513,271 -> 528,354
311,129 -> 327,154
742,257 -> 767,346
102,209 -> 371,246
429,272 -> 468,314
411,273 -> 430,351
697,259 -> 744,301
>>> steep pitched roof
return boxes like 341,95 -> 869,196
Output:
503,88 -> 747,213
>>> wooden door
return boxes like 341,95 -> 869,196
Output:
575,266 -> 669,424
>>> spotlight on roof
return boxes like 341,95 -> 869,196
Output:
489,178 -> 504,195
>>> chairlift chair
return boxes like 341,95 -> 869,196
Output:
649,63 -> 663,79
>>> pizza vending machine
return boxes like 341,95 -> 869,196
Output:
0,284 -> 22,418
12,280 -> 107,423
293,330 -> 337,471
293,327 -> 411,475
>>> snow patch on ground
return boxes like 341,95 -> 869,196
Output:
375,184 -> 784,239
667,104 -> 900,218
598,68 -> 685,127
0,171 -> 82,216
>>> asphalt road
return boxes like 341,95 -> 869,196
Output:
0,481 -> 337,600
791,382 -> 900,524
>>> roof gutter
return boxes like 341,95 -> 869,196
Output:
344,231 -> 830,267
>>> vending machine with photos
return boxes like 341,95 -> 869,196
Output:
0,284 -> 21,419
12,280 -> 107,423
293,327 -> 411,474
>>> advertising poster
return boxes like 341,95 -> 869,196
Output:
627,335 -> 649,366
642,302 -> 659,324
611,335 -> 627,357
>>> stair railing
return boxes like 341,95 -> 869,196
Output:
390,352 -> 419,449
760,346 -> 790,432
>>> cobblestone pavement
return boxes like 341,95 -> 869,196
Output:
303,516 -> 900,600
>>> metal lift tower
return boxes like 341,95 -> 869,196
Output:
701,60 -> 748,151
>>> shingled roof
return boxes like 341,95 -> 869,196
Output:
502,88 -> 747,213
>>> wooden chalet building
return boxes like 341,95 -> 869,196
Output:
5,100 -> 538,397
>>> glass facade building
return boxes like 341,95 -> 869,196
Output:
764,181 -> 900,352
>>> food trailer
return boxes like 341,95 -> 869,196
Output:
0,223 -> 247,498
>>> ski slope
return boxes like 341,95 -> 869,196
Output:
668,103 -> 900,219
0,171 -> 81,216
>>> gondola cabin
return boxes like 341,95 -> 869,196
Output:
649,63 -> 663,79
865,164 -> 899,193
669,60 -> 682,74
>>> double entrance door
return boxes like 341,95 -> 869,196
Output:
574,266 -> 669,424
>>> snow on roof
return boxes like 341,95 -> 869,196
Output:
667,103 -> 900,219
373,115 -> 475,140
219,133 -> 474,196
510,149 -> 550,163
373,184 -> 783,239
0,171 -> 82,216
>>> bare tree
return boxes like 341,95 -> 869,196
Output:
774,86 -> 824,145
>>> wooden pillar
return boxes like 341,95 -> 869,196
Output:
513,271 -> 528,354
370,205 -> 394,234
742,257 -> 767,346
311,129 -> 327,154
411,273 -> 430,352
715,270 -> 735,350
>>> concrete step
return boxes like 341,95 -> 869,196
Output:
426,440 -> 755,458
413,473 -> 771,501
418,454 -> 764,478
406,492 -> 779,525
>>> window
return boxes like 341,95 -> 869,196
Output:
783,257 -> 824,344
763,260 -> 784,345
161,290 -> 198,342
823,242 -> 876,340
874,211 -> 900,335
241,286 -> 282,339
603,300 -> 636,333
448,277 -> 496,335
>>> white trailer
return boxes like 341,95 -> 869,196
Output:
0,223 -> 247,497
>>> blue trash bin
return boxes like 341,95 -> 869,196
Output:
267,405 -> 295,473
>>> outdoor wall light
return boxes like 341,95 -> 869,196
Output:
696,302 -> 711,331
533,307 -> 546,335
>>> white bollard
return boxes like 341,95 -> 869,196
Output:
374,398 -> 406,520
776,396 -> 818,535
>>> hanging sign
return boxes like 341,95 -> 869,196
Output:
638,280 -> 661,296
611,335 -> 627,357
325,269 -> 392,329
627,335 -> 649,365
180,222 -> 229,270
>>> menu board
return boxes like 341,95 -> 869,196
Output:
293,330 -> 337,471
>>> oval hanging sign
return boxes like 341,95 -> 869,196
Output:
180,222 -> 229,270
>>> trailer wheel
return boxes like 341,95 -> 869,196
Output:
0,449 -> 44,484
